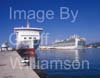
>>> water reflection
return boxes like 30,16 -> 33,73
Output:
74,50 -> 79,61
35,49 -> 100,78
36,49 -> 80,60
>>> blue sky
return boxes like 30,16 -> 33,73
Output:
0,0 -> 100,45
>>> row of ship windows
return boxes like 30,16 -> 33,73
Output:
53,43 -> 75,46
24,37 -> 36,40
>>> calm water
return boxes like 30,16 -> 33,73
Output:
35,48 -> 100,78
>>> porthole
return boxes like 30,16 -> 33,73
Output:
24,37 -> 26,39
29,37 -> 32,39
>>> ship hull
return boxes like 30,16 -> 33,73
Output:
17,48 -> 35,57
17,39 -> 40,57
40,46 -> 85,50
52,46 -> 85,50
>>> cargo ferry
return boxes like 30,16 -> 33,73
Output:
14,22 -> 43,56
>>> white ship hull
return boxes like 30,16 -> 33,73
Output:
52,46 -> 85,50
39,45 -> 85,50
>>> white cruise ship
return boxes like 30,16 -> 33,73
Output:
52,35 -> 86,49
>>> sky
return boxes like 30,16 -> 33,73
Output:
0,0 -> 100,45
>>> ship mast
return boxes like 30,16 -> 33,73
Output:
26,19 -> 30,28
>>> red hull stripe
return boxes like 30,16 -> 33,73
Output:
17,48 -> 35,57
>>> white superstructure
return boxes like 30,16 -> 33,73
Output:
14,22 -> 43,51
52,35 -> 86,49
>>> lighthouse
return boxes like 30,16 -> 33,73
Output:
14,22 -> 43,56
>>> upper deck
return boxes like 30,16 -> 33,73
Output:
14,27 -> 43,31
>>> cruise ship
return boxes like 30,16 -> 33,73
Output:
14,22 -> 43,56
52,35 -> 86,49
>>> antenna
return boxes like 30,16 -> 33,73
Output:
26,19 -> 30,28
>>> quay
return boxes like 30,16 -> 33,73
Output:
0,50 -> 40,78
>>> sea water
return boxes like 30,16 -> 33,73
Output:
35,48 -> 100,78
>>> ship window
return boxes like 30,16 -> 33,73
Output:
24,37 -> 26,39
29,37 -> 32,39
34,37 -> 36,40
